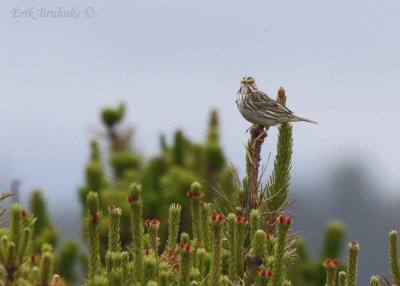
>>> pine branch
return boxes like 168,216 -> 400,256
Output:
389,230 -> 400,285
86,192 -> 101,280
264,87 -> 293,232
346,240 -> 359,286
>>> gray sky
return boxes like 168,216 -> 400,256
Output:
1,0 -> 400,231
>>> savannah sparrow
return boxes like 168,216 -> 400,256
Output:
236,76 -> 317,129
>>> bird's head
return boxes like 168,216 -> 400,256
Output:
240,76 -> 257,90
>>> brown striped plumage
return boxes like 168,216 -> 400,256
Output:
236,76 -> 317,128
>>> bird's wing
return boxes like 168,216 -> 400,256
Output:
252,90 -> 295,117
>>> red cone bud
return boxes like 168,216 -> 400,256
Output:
180,243 -> 191,252
128,195 -> 138,203
91,212 -> 99,222
236,215 -> 248,223
210,213 -> 225,222
145,219 -> 159,226
277,215 -> 292,225
260,269 -> 273,277
325,258 -> 339,267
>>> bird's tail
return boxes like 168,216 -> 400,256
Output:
296,116 -> 318,124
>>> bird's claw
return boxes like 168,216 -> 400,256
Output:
252,128 -> 267,149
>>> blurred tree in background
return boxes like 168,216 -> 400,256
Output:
29,190 -> 58,252
78,104 -> 234,257
29,190 -> 80,285
287,220 -> 346,285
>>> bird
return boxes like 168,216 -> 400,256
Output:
236,76 -> 317,132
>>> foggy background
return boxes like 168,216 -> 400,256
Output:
1,0 -> 400,284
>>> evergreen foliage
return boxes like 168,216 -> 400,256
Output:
1,93 -> 400,285
29,190 -> 58,252
389,230 -> 400,284
0,201 -> 60,286
78,104 -> 234,261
